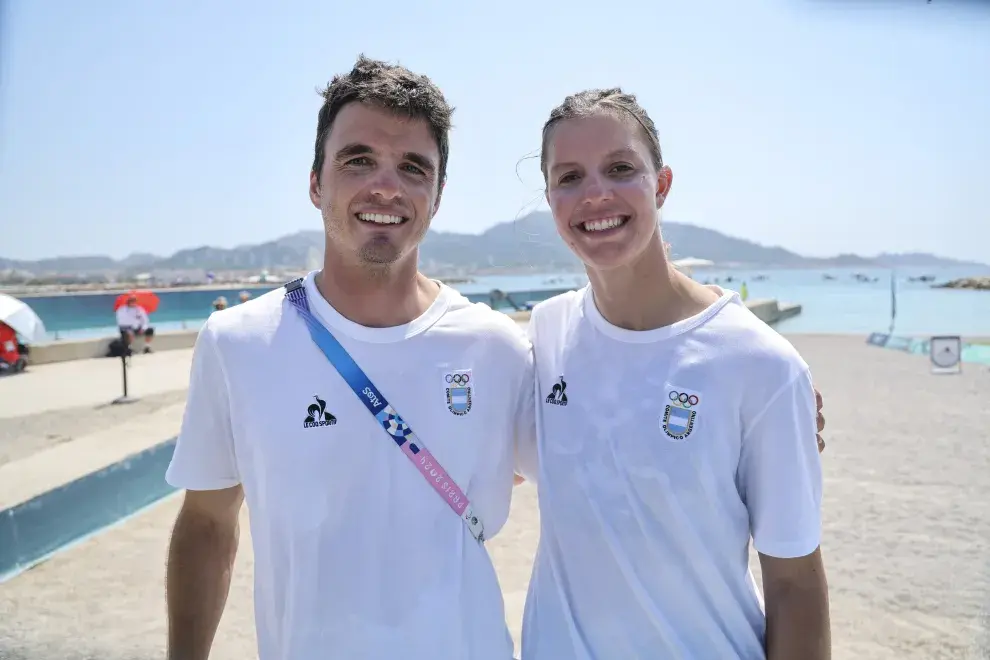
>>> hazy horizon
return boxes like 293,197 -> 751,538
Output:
5,214 -> 988,268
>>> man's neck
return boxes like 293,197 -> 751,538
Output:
316,253 -> 440,328
587,236 -> 719,332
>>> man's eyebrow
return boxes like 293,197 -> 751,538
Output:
334,144 -> 436,174
403,151 -> 436,174
333,143 -> 373,161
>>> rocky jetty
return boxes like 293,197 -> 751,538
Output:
934,276 -> 990,291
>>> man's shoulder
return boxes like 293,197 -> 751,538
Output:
202,286 -> 289,348
446,291 -> 528,343
439,292 -> 532,355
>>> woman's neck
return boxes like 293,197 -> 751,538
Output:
587,235 -> 720,331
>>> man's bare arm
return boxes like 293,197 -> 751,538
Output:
166,485 -> 244,660
759,547 -> 831,660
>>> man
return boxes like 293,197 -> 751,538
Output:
164,56 -> 534,660
164,56 -> 829,659
115,295 -> 154,353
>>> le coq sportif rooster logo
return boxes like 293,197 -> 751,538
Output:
545,376 -> 568,406
303,394 -> 337,428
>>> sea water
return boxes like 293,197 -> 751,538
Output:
13,265 -> 990,342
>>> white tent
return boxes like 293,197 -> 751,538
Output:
0,293 -> 46,343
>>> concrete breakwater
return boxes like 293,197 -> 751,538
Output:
25,298 -> 801,366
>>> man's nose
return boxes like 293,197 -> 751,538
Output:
369,166 -> 402,201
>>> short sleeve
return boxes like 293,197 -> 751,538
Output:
513,321 -> 539,483
165,321 -> 241,490
739,366 -> 822,559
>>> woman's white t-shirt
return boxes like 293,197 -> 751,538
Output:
519,287 -> 822,659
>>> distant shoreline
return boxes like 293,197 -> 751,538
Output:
2,276 -> 480,298
3,282 -> 283,299
4,264 -> 988,298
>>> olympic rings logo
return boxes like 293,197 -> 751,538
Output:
446,373 -> 471,385
668,391 -> 699,408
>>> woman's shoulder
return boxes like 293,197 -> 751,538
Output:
697,297 -> 810,386
530,288 -> 586,326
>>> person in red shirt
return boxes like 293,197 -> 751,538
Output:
0,322 -> 26,374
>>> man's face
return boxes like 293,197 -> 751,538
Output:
309,102 -> 444,269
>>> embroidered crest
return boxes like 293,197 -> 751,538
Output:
661,388 -> 700,441
444,370 -> 472,416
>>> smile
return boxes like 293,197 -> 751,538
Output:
580,216 -> 628,233
357,212 -> 407,225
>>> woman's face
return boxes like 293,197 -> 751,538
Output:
544,112 -> 672,271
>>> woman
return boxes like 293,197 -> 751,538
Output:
518,89 -> 830,658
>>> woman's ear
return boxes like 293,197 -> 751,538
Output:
656,165 -> 673,207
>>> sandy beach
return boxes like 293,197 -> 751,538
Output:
1,335 -> 988,659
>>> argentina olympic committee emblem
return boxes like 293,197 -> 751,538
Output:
661,387 -> 701,441
443,369 -> 473,416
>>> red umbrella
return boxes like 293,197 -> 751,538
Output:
113,290 -> 160,314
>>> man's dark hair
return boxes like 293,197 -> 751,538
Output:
540,87 -> 663,182
312,55 -> 453,189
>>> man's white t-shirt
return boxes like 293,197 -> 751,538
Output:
165,272 -> 535,660
115,305 -> 149,330
518,287 -> 822,659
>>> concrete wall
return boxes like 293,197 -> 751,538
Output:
28,330 -> 199,365
745,299 -> 802,325
0,439 -> 177,583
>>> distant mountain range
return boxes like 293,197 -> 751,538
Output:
1,212 -> 985,277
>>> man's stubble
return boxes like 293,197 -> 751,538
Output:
321,202 -> 429,275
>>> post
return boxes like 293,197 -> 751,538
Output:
888,269 -> 897,336
112,352 -> 139,405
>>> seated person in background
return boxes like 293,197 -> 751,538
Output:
116,295 -> 154,353
0,322 -> 26,374
212,296 -> 228,311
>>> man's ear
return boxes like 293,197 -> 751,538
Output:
309,171 -> 324,210
431,179 -> 446,217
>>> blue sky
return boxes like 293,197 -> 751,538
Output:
1,0 -> 988,263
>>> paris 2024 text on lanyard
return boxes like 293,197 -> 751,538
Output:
284,278 -> 485,543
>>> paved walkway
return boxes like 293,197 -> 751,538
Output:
1,336 -> 989,659
0,349 -> 195,419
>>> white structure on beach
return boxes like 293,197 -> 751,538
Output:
672,257 -> 715,277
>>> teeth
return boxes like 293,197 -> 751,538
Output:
358,213 -> 404,225
582,216 -> 625,232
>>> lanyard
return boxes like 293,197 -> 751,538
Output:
284,278 -> 485,543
